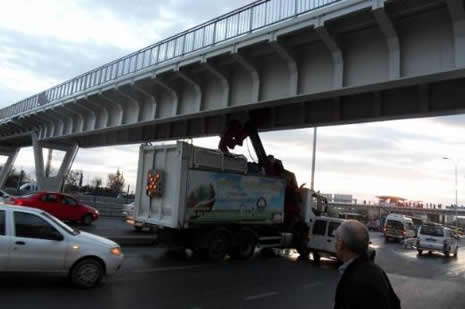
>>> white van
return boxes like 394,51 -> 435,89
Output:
417,223 -> 459,257
384,213 -> 415,242
308,216 -> 376,263
19,182 -> 38,194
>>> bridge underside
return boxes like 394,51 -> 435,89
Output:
1,0 -> 465,150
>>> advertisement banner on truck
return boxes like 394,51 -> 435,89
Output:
186,170 -> 285,224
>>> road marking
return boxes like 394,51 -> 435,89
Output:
133,264 -> 204,273
303,282 -> 323,289
244,291 -> 278,301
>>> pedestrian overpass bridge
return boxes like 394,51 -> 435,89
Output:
1,0 -> 465,191
330,202 -> 465,224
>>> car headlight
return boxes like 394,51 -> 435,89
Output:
95,210 -> 100,215
111,247 -> 123,256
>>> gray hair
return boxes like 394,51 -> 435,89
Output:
335,220 -> 369,256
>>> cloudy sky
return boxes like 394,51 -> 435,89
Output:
1,0 -> 465,205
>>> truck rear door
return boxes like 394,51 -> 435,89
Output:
325,221 -> 341,252
310,219 -> 328,251
0,209 -> 11,271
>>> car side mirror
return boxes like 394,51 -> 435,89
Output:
50,231 -> 64,241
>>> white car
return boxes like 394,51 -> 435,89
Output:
122,202 -> 152,232
0,190 -> 10,203
0,204 -> 124,288
417,223 -> 459,257
121,201 -> 135,218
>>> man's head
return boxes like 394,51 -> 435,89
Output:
335,220 -> 369,262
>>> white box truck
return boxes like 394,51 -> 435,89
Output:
133,141 -> 327,261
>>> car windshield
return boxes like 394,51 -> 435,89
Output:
386,220 -> 404,230
421,224 -> 444,237
41,212 -> 80,235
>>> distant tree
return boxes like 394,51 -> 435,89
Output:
65,170 -> 82,187
107,169 -> 125,194
91,177 -> 103,190
0,166 -> 31,189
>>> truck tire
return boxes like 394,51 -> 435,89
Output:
230,230 -> 257,260
207,230 -> 231,262
260,248 -> 277,258
297,241 -> 310,259
312,251 -> 321,264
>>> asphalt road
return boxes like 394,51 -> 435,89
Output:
1,232 -> 465,309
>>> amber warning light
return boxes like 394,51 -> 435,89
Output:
146,169 -> 163,198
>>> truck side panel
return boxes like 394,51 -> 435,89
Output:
185,170 -> 285,224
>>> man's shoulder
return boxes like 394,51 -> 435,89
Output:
345,257 -> 387,283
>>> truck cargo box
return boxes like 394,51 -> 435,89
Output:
134,142 -> 286,229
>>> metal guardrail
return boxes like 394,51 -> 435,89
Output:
0,0 -> 344,122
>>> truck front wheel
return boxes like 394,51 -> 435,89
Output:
313,251 -> 321,264
207,230 -> 231,262
230,230 -> 257,260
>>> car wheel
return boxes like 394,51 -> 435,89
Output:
70,258 -> 104,289
417,249 -> 423,255
313,251 -> 321,264
82,214 -> 93,226
454,246 -> 458,258
444,250 -> 450,257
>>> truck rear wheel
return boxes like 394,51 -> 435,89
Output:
230,230 -> 257,260
207,230 -> 231,262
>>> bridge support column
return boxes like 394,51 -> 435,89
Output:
32,133 -> 79,192
0,146 -> 20,188
315,23 -> 343,88
446,0 -> 465,67
372,1 -> 400,79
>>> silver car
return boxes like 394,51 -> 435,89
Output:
0,204 -> 124,288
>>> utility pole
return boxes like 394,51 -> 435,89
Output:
310,127 -> 317,191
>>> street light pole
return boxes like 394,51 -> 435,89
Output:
310,127 -> 317,191
443,157 -> 459,228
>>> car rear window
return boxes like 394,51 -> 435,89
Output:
328,222 -> 341,237
421,224 -> 444,237
386,220 -> 404,230
313,220 -> 327,236
0,210 -> 5,235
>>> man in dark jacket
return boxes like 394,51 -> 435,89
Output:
334,220 -> 401,309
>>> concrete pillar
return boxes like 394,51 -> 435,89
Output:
372,1 -> 400,79
32,133 -> 79,192
446,0 -> 465,67
0,146 -> 20,188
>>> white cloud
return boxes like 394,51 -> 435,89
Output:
0,0 -> 168,50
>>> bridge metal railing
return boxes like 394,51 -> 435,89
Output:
0,0 -> 344,122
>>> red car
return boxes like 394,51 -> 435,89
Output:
10,192 -> 99,225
